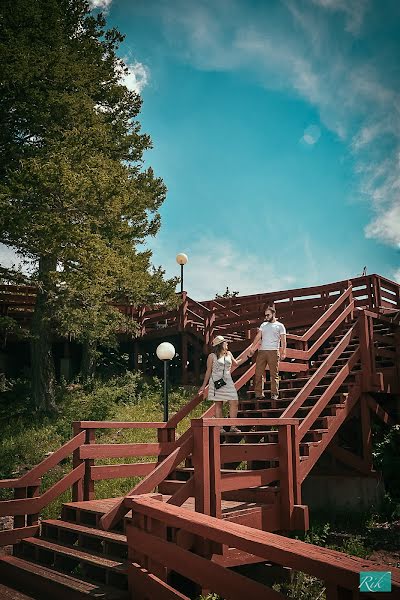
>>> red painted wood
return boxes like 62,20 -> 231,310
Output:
209,426 -> 221,519
128,562 -> 190,600
282,324 -> 357,419
278,425 -> 295,529
220,468 -> 280,492
128,525 -> 285,600
298,347 -> 360,436
90,462 -> 157,481
127,498 -> 400,592
0,525 -> 39,546
99,436 -> 193,531
79,442 -> 176,459
77,421 -> 168,429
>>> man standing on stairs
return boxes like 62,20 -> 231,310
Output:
249,305 -> 286,401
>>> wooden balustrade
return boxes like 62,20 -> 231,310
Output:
126,496 -> 400,600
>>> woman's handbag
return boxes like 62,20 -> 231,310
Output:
212,356 -> 226,392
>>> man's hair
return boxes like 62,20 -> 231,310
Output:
264,302 -> 276,314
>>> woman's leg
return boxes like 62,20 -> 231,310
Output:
214,401 -> 223,419
229,399 -> 238,418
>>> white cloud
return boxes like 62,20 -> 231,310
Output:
301,124 -> 321,145
150,235 -> 296,300
88,0 -> 112,12
394,268 -> 400,284
155,1 -> 400,252
365,204 -> 400,247
123,61 -> 150,94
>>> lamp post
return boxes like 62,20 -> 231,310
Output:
176,253 -> 188,294
156,342 -> 176,422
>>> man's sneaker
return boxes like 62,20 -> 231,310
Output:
271,394 -> 279,400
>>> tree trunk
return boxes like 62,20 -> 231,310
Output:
81,336 -> 98,383
30,255 -> 58,413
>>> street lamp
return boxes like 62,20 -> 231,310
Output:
156,342 -> 176,422
176,253 -> 188,294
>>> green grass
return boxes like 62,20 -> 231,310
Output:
0,372 -> 212,518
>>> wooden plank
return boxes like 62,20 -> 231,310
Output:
80,442 -> 175,459
299,387 -> 361,481
90,462 -> 157,480
366,395 -> 395,426
128,526 -> 286,600
77,421 -> 168,429
99,436 -> 193,531
0,525 -> 39,547
0,463 -> 85,517
166,477 -> 195,506
193,423 -> 210,515
127,497 -> 400,590
220,444 -> 279,462
298,347 -> 360,436
17,431 -> 85,485
128,562 -> 190,600
278,425 -> 295,529
326,445 -> 373,476
282,324 -> 357,419
307,301 -> 354,357
199,418 -> 299,426
0,479 -> 41,490
220,468 -> 280,492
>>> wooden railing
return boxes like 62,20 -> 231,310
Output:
126,496 -> 400,600
0,421 -> 176,546
0,431 -> 86,546
189,417 -> 307,531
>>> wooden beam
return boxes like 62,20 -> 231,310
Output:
366,395 -> 396,426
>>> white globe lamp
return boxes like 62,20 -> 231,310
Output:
156,342 -> 175,421
176,253 -> 188,293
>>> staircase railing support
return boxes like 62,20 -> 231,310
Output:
358,310 -> 375,392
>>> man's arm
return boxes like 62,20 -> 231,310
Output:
280,333 -> 286,360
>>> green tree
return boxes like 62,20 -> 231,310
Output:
215,287 -> 240,299
0,0 -> 178,411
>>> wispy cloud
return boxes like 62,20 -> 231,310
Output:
300,124 -> 321,145
150,235 -> 296,300
155,0 -> 400,249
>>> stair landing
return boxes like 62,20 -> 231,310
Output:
62,495 -> 276,530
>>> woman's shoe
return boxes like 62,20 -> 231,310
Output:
230,426 -> 241,433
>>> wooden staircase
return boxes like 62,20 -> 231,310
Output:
1,278 -> 399,598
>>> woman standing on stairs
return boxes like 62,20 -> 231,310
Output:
198,335 -> 251,432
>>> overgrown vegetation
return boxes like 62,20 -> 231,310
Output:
0,372 -> 210,517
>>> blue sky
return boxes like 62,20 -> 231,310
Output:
2,0 -> 399,300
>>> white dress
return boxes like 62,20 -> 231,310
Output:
207,353 -> 238,402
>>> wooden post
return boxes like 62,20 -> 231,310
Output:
13,487 -> 26,529
27,482 -> 40,526
360,394 -> 373,471
358,310 -> 372,392
72,421 -> 84,502
157,426 -> 176,463
278,424 -> 295,530
181,333 -> 188,385
84,428 -> 95,501
192,421 -> 211,515
209,425 -> 222,519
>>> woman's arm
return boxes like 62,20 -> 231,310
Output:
229,350 -> 250,367
199,354 -> 214,395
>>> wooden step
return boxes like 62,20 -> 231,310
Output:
41,520 -> 127,559
0,582 -> 37,600
0,555 -> 129,600
17,537 -> 128,590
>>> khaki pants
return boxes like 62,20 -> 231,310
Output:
254,350 -> 280,397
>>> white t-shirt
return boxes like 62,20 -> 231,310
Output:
259,320 -> 286,350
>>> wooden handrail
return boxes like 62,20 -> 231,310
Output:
281,322 -> 358,419
99,435 -> 194,531
0,431 -> 86,488
126,497 -> 400,597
